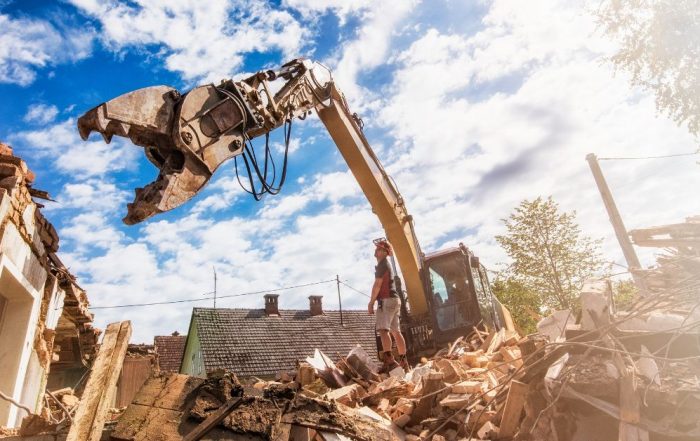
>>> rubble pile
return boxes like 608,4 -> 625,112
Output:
6,388 -> 79,437
630,215 -> 700,295
44,388 -> 80,424
106,327 -> 547,440
108,265 -> 699,441
4,215 -> 698,440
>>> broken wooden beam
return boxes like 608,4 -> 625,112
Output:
497,380 -> 528,438
67,321 -> 132,441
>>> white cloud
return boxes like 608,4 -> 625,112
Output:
58,197 -> 380,342
376,0 -> 700,270
29,0 -> 700,344
23,104 -> 59,125
190,172 -> 245,214
13,119 -> 140,178
60,212 -> 124,251
272,138 -> 301,155
282,0 -> 373,24
259,171 -> 361,219
0,14 -> 93,86
52,179 -> 129,213
329,0 -> 419,109
69,0 -> 309,83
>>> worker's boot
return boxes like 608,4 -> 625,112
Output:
378,351 -> 400,374
398,354 -> 410,371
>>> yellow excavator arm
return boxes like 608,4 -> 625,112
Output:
78,59 -> 429,315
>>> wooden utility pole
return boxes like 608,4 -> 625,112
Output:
586,153 -> 649,296
336,274 -> 344,326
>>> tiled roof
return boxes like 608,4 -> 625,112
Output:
154,335 -> 187,373
192,308 -> 379,378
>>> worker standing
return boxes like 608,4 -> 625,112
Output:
368,239 -> 409,372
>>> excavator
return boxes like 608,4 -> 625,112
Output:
77,59 -> 513,356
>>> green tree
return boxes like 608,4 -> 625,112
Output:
495,197 -> 604,311
492,278 -> 541,335
596,0 -> 700,137
612,278 -> 639,311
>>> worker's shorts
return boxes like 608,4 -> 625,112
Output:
376,297 -> 400,332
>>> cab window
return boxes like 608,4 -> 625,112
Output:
473,265 -> 495,328
427,256 -> 479,331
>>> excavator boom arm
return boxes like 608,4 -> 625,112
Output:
316,89 -> 427,315
78,58 -> 428,315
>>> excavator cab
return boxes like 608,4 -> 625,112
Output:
403,245 -> 503,356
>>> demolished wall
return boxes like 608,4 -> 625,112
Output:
0,143 -> 99,429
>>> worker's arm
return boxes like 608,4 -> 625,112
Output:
368,278 -> 382,314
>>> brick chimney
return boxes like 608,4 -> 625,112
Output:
264,294 -> 280,316
309,295 -> 323,316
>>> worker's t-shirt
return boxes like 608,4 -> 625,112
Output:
375,257 -> 398,299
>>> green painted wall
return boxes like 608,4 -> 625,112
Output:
180,316 -> 205,378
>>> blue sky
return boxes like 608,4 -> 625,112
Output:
1,0 -> 698,342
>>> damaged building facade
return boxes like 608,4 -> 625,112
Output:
0,143 -> 98,429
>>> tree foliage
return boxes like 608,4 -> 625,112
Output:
492,278 -> 541,335
612,278 -> 640,311
596,0 -> 700,137
495,197 -> 604,311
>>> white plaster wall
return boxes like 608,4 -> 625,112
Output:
46,282 -> 65,331
0,222 -> 47,293
0,253 -> 42,427
16,351 -> 44,426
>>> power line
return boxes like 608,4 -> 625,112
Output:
339,280 -> 371,298
89,278 -> 337,309
598,151 -> 698,161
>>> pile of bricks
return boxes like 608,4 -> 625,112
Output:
289,327 -> 536,441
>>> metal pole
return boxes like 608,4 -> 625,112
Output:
336,275 -> 344,326
586,153 -> 649,296
213,266 -> 217,308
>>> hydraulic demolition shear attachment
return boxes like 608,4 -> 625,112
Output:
77,59 -> 331,224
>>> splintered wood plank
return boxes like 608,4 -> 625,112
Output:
619,374 -> 649,441
486,328 -> 506,355
111,374 -> 206,441
67,321 -> 132,441
89,322 -> 132,440
182,398 -> 242,441
110,405 -> 186,441
133,373 -> 204,410
498,380 -> 528,438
